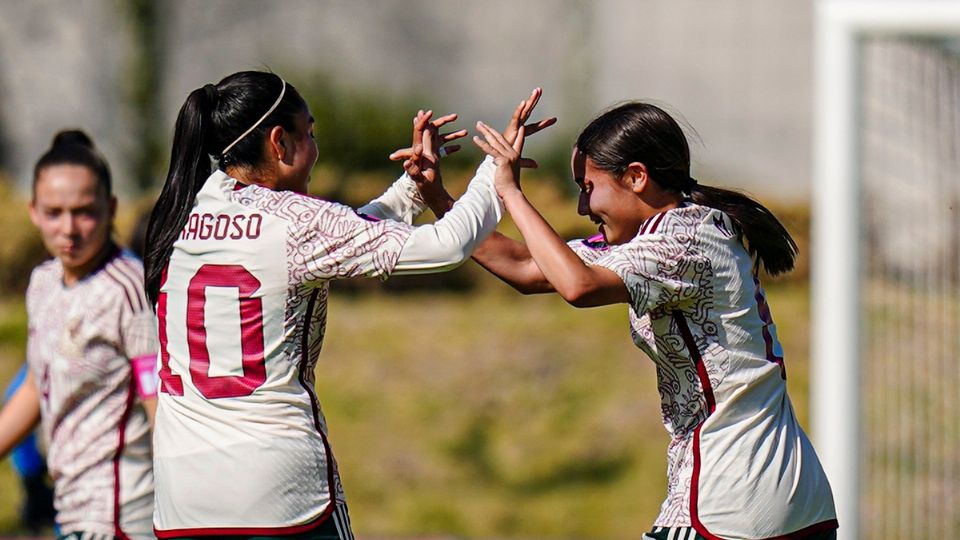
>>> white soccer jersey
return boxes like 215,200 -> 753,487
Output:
153,172 -> 422,537
570,204 -> 837,540
26,248 -> 158,540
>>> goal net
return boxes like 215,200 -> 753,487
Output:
812,2 -> 960,539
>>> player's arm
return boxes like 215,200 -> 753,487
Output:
469,232 -> 556,294
393,89 -> 559,291
0,370 -> 41,459
141,396 -> 157,427
391,155 -> 503,274
473,121 -> 630,307
122,291 -> 160,430
130,354 -> 159,429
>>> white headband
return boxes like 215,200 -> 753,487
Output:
220,79 -> 287,156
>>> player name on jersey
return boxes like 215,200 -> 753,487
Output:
180,212 -> 263,241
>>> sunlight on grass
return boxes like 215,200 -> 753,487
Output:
312,280 -> 812,539
0,281 -> 813,539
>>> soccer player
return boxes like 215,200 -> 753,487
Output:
408,101 -> 839,539
0,130 -> 159,539
142,70 -> 531,539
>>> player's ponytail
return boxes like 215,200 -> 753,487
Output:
144,71 -> 305,306
144,87 -> 215,305
576,101 -> 797,276
686,182 -> 797,276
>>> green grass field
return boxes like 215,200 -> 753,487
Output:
0,278 -> 812,539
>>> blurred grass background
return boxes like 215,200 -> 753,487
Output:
0,164 -> 812,539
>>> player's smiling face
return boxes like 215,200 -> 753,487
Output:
571,149 -> 645,244
30,164 -> 115,284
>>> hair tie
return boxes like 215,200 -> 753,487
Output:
203,84 -> 219,104
220,79 -> 287,157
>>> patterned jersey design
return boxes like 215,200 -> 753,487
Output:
26,247 -> 157,539
573,204 -> 837,539
153,171 -> 413,536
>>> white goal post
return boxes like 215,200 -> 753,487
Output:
813,2 -> 960,539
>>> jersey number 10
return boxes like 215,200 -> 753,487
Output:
157,264 -> 268,398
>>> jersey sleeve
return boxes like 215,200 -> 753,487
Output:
566,235 -> 610,265
355,172 -> 427,224
292,196 -> 416,283
24,263 -> 55,381
119,298 -> 160,399
392,156 -> 503,275
591,234 -> 707,315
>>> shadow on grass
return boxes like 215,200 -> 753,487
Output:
446,413 -> 632,496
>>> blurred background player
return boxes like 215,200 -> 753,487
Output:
143,70 -> 544,539
405,100 -> 839,540
0,130 -> 158,540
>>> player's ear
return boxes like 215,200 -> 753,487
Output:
267,125 -> 286,161
27,199 -> 40,227
625,162 -> 649,194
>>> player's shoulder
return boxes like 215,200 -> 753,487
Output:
27,258 -> 61,293
29,257 -> 60,280
95,248 -> 148,312
608,204 -> 717,269
103,248 -> 145,282
231,177 -> 329,208
205,169 -> 351,219
235,182 -> 384,239
627,203 -> 724,244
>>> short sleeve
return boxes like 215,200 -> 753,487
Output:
121,307 -> 159,359
566,235 -> 610,264
591,235 -> 706,315
120,298 -> 160,400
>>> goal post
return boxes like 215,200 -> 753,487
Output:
812,2 -> 960,539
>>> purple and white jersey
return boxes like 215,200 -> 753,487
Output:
573,203 -> 837,540
153,171 -> 415,537
26,248 -> 157,539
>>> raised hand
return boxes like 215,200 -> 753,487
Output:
389,110 -> 465,210
389,110 -> 466,180
503,87 -> 557,156
473,121 -> 525,199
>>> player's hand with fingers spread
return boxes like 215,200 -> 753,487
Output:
389,110 -> 466,176
389,109 -> 467,160
502,87 -> 557,169
389,110 -> 465,209
473,121 -> 526,199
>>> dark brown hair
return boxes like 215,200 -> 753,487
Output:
144,71 -> 306,305
576,102 -> 797,276
33,129 -> 112,199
